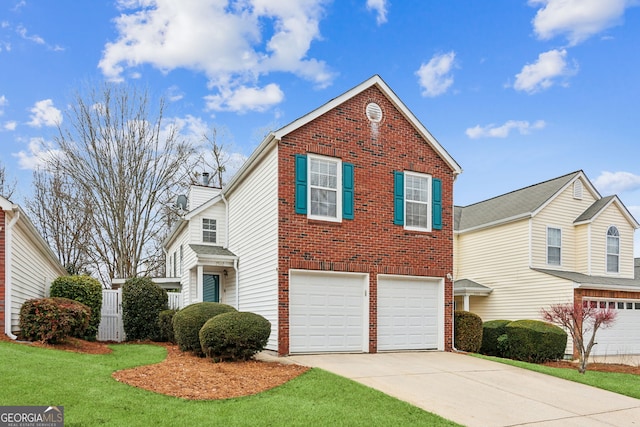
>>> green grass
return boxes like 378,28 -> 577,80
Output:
473,354 -> 640,400
0,341 -> 459,426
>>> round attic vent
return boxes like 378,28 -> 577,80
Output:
365,102 -> 382,123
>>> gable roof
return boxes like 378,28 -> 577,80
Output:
225,75 -> 462,194
455,171 -> 588,232
534,268 -> 640,291
574,195 -> 639,228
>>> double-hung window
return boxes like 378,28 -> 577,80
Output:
294,153 -> 354,222
309,155 -> 342,221
547,227 -> 561,265
203,218 -> 217,243
393,170 -> 441,232
606,226 -> 619,273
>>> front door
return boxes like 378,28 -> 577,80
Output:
203,274 -> 220,302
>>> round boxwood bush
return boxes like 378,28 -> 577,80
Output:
502,319 -> 567,363
199,311 -> 271,362
157,309 -> 178,343
480,319 -> 511,356
172,302 -> 237,355
121,277 -> 168,341
454,310 -> 483,353
19,297 -> 90,343
50,275 -> 102,341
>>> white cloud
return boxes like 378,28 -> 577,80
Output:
593,171 -> 640,195
204,83 -> 284,113
529,0 -> 629,46
513,49 -> 576,93
3,121 -> 16,131
0,95 -> 7,115
415,51 -> 456,97
99,0 -> 334,112
27,99 -> 62,128
16,25 -> 44,45
466,120 -> 546,139
366,0 -> 388,25
13,137 -> 62,170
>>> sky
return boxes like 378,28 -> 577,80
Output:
1,0 -> 640,252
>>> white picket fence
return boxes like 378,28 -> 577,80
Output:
97,289 -> 182,342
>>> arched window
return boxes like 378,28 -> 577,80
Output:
606,226 -> 619,273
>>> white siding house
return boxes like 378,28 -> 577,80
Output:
1,196 -> 67,337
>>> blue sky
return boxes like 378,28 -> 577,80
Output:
2,1 -> 640,251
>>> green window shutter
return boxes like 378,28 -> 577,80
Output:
393,171 -> 404,225
295,154 -> 307,214
342,162 -> 354,220
432,178 -> 442,230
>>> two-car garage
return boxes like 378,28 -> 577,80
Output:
288,270 -> 444,354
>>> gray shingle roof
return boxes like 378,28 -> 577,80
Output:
189,244 -> 237,257
455,171 -> 582,232
534,268 -> 640,290
454,279 -> 492,295
574,195 -> 615,223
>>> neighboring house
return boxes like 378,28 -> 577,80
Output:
1,196 -> 67,338
454,171 -> 640,356
164,75 -> 462,355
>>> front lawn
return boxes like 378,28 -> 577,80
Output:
0,341 -> 459,426
474,354 -> 640,400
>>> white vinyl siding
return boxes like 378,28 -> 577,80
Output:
7,214 -> 65,333
166,228 -> 193,307
227,146 -> 279,350
189,204 -> 227,247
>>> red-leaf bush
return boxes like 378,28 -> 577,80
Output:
19,297 -> 91,343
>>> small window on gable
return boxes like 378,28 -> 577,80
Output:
606,226 -> 619,273
573,180 -> 583,200
203,218 -> 217,243
547,227 -> 561,265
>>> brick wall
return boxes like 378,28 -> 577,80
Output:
277,86 -> 455,354
575,288 -> 640,301
0,210 -> 5,332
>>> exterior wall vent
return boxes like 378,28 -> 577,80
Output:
573,180 -> 583,200
366,102 -> 383,123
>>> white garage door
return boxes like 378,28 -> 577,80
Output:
289,270 -> 368,353
378,275 -> 442,351
587,299 -> 640,356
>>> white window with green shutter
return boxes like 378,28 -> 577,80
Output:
294,153 -> 354,222
393,170 -> 442,232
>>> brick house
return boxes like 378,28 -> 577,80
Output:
164,75 -> 462,355
1,196 -> 66,338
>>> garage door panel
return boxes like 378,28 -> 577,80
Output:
290,271 -> 367,353
587,299 -> 640,356
378,276 -> 441,351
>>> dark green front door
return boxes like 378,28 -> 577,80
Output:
203,274 -> 220,302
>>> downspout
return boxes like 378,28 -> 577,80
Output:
5,209 -> 20,339
234,258 -> 239,311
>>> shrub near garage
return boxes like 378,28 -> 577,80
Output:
454,311 -> 483,352
19,297 -> 91,343
172,302 -> 237,355
50,275 -> 102,341
157,309 -> 178,343
480,319 -> 511,356
121,277 -> 168,341
200,311 -> 271,362
502,319 -> 567,363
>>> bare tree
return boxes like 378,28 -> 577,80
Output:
26,169 -> 94,275
0,162 -> 16,199
200,127 -> 231,188
49,83 -> 195,283
541,302 -> 617,373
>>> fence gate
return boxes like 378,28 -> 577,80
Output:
98,289 -> 126,342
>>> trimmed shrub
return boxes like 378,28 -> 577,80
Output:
19,297 -> 90,343
50,275 -> 102,341
480,320 -> 512,356
502,319 -> 567,363
121,277 -> 168,341
157,309 -> 178,343
199,311 -> 271,362
454,311 -> 483,353
173,302 -> 237,355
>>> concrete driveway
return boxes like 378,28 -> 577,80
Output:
287,352 -> 640,427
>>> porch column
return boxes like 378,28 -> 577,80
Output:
463,295 -> 470,311
196,265 -> 203,303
